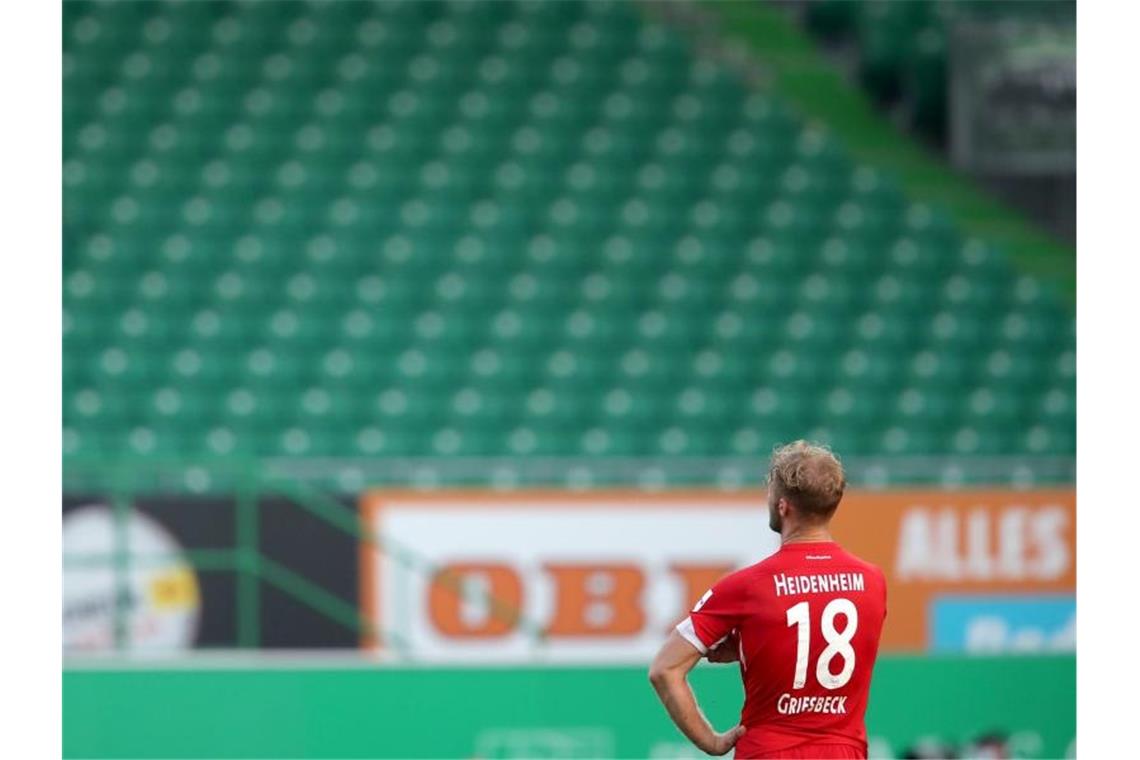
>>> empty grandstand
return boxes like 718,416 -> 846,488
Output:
64,0 -> 1074,487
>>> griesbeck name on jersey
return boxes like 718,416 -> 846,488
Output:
777,694 -> 849,716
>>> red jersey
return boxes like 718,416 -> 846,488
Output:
675,541 -> 887,759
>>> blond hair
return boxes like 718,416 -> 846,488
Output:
767,440 -> 847,519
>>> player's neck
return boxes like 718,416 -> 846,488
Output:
780,524 -> 834,545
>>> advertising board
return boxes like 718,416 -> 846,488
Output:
359,489 -> 1076,655
359,491 -> 778,661
830,490 -> 1075,650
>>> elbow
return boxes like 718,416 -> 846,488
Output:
648,660 -> 674,689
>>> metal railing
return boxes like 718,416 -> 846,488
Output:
63,454 -> 1074,653
65,454 -> 1076,495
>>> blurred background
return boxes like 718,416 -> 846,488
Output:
62,1 -> 1075,758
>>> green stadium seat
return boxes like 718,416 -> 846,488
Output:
62,0 -> 1075,468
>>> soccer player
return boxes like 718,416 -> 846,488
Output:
649,441 -> 887,759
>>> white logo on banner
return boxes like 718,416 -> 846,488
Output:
63,505 -> 200,652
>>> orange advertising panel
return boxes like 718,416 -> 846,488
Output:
830,490 -> 1075,650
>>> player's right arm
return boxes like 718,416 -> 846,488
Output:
648,630 -> 746,756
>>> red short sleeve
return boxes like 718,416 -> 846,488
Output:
675,570 -> 748,654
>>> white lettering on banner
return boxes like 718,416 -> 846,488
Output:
1031,508 -> 1069,578
966,510 -> 992,578
1000,509 -> 1027,578
776,693 -> 849,715
895,506 -> 1070,582
773,573 -> 865,597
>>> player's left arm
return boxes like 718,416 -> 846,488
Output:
649,630 -> 746,756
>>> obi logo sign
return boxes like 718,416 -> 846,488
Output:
358,491 -> 776,662
424,562 -> 728,639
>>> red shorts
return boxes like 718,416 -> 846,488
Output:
742,744 -> 865,759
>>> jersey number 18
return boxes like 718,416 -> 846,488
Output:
785,599 -> 858,690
